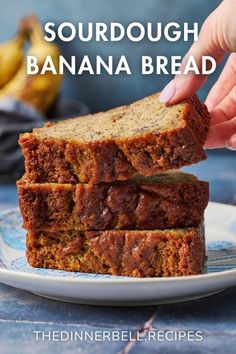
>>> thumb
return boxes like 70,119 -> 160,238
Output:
160,13 -> 225,104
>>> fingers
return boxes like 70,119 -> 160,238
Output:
204,116 -> 236,148
208,85 -> 236,125
159,64 -> 208,104
206,55 -> 236,126
159,8 -> 225,104
168,46 -> 223,105
228,134 -> 236,150
205,53 -> 236,111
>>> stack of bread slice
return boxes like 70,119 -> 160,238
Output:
17,93 -> 210,277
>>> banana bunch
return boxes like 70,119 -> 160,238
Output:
0,16 -> 63,114
0,34 -> 24,88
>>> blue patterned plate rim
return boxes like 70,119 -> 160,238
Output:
0,204 -> 236,284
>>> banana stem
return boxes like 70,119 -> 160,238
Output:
20,15 -> 45,45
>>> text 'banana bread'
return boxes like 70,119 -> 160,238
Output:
17,171 -> 209,231
26,226 -> 205,277
19,93 -> 210,184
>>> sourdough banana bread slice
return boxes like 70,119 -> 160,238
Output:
17,171 -> 209,231
19,93 -> 210,184
26,225 -> 205,277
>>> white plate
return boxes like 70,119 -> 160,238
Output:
0,202 -> 236,306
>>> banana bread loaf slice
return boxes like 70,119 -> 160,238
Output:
17,171 -> 209,231
19,93 -> 210,184
26,225 -> 205,277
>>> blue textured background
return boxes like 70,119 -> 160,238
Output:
0,0 -> 222,112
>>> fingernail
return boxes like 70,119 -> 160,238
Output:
159,80 -> 176,103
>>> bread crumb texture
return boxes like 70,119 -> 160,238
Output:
19,93 -> 210,184
26,226 -> 205,277
18,171 -> 209,231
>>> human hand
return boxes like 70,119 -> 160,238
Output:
159,0 -> 236,150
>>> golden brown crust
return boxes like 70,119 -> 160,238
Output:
19,93 -> 210,184
17,173 -> 209,231
26,227 -> 205,277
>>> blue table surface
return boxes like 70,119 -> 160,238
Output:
0,149 -> 236,354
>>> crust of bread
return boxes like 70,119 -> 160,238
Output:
17,172 -> 209,231
26,226 -> 205,277
19,93 -> 210,184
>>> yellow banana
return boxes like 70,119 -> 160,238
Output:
0,34 -> 24,88
0,16 -> 63,114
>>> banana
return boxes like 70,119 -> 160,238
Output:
0,16 -> 63,114
0,34 -> 24,88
